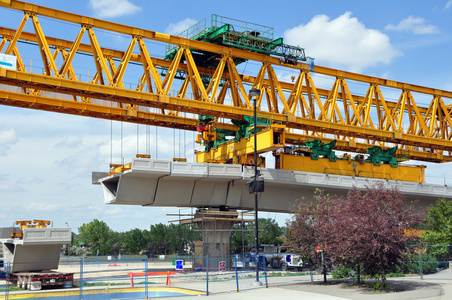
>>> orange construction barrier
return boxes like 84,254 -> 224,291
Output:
166,271 -> 171,286
127,271 -> 176,287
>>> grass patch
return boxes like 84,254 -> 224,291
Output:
0,286 -> 23,292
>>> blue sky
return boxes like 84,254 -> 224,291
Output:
1,0 -> 452,233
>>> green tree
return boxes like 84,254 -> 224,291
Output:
423,198 -> 452,259
145,223 -> 199,255
78,219 -> 117,255
230,218 -> 284,254
260,218 -> 284,245
147,223 -> 170,255
123,228 -> 149,254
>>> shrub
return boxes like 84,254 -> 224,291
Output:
332,265 -> 356,279
373,282 -> 391,290
402,253 -> 439,275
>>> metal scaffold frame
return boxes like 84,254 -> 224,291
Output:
168,209 -> 255,265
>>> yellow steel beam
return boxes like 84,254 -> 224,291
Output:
31,13 -> 58,76
1,1 -> 452,164
2,68 -> 452,154
196,126 -> 286,163
2,0 -> 452,99
4,11 -> 29,55
0,78 -> 448,163
87,27 -> 113,86
0,26 -> 435,115
275,154 -> 425,183
58,26 -> 86,77
196,126 -> 449,164
111,35 -> 137,86
0,87 -> 235,132
137,37 -> 162,94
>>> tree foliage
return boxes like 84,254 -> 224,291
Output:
76,220 -> 199,256
122,228 -> 149,254
423,198 -> 452,259
77,219 -> 117,255
286,183 -> 422,286
146,223 -> 199,256
230,218 -> 284,253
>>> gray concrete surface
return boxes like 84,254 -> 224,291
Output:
4,260 -> 452,299
98,158 -> 452,212
163,267 -> 452,299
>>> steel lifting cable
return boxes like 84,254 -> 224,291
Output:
193,131 -> 195,161
137,124 -> 139,155
146,124 -> 150,156
110,119 -> 113,165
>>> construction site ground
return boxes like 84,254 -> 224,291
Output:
1,260 -> 452,299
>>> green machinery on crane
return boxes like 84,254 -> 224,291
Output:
165,14 -> 307,70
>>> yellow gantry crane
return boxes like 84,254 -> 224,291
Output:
0,0 -> 451,183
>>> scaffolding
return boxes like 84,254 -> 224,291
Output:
168,209 -> 254,268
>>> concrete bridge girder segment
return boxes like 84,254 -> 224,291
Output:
96,158 -> 452,213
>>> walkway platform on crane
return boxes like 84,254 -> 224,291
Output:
164,14 -> 306,70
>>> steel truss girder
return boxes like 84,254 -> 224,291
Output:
1,68 -> 451,160
1,0 -> 452,162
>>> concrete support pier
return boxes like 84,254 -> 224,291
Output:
178,208 -> 253,270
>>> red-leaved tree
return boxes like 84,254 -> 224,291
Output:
285,189 -> 339,283
286,183 -> 422,287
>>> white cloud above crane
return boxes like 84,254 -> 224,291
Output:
88,0 -> 142,18
164,18 -> 198,36
284,12 -> 401,73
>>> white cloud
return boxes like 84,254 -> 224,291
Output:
385,16 -> 439,35
24,202 -> 63,212
55,135 -> 83,149
445,1 -> 452,9
0,129 -> 18,155
284,12 -> 401,73
165,18 -> 198,36
0,183 -> 24,192
89,0 -> 142,18
17,176 -> 44,185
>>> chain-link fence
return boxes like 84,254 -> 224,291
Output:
401,245 -> 451,280
1,254 -> 315,299
2,248 -> 451,299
